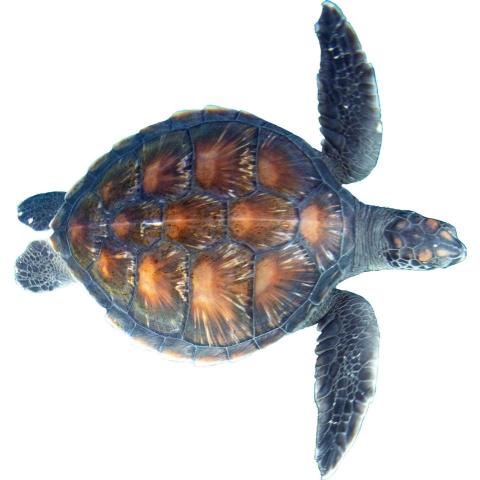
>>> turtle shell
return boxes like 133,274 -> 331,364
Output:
51,107 -> 355,363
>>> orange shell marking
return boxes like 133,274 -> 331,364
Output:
132,242 -> 188,335
184,243 -> 254,346
98,155 -> 138,210
299,190 -> 343,269
142,130 -> 191,198
254,244 -> 317,334
192,122 -> 256,197
165,195 -> 225,249
257,131 -> 320,200
111,202 -> 162,246
91,246 -> 135,305
229,193 -> 298,250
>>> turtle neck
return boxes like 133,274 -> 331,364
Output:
351,202 -> 397,276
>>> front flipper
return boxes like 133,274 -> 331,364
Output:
316,2 -> 382,184
17,191 -> 66,231
315,290 -> 379,477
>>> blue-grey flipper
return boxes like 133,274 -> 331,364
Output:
315,290 -> 379,477
17,191 -> 66,231
15,240 -> 73,292
316,2 -> 382,184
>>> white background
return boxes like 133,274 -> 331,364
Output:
1,1 -> 479,479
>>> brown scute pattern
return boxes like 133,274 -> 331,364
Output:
142,130 -> 192,198
191,122 -> 256,197
65,113 -> 338,361
131,242 -> 188,335
98,155 -> 138,210
229,192 -> 298,250
165,194 -> 226,249
112,201 -> 162,246
299,187 -> 343,270
254,243 -> 317,335
91,245 -> 135,306
258,130 -> 321,201
68,193 -> 107,268
184,243 -> 254,347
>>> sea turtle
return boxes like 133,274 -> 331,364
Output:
15,1 -> 466,478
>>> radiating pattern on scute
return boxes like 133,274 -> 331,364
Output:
254,243 -> 317,335
299,186 -> 343,270
257,129 -> 321,200
58,109 -> 348,360
98,154 -> 138,210
191,122 -> 256,197
91,245 -> 135,306
229,193 -> 297,250
184,243 -> 254,346
142,130 -> 192,198
165,195 -> 226,249
132,242 -> 188,335
112,201 -> 163,246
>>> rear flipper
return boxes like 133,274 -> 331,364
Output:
15,240 -> 73,292
17,191 -> 66,231
315,290 -> 379,477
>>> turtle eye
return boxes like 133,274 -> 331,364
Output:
384,212 -> 466,270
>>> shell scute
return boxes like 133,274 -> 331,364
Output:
141,130 -> 192,199
190,121 -> 256,198
165,194 -> 226,249
91,244 -> 135,307
254,243 -> 317,335
184,242 -> 254,347
229,192 -> 298,250
68,193 -> 107,268
131,241 -> 189,335
257,129 -> 322,201
111,201 -> 163,247
97,154 -> 139,210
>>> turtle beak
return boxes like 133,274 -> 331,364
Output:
436,225 -> 467,268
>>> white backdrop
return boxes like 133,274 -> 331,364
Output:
1,1 -> 478,479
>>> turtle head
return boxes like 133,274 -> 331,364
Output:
384,211 -> 467,270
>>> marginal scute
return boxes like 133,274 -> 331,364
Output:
184,243 -> 254,346
111,201 -> 163,246
191,122 -> 256,197
254,243 -> 317,335
299,186 -> 343,270
68,193 -> 107,268
194,347 -> 229,365
142,130 -> 192,198
161,337 -> 195,362
255,329 -> 286,349
131,241 -> 188,335
98,154 -> 139,210
257,129 -> 321,200
91,245 -> 135,306
229,193 -> 298,250
165,194 -> 226,249
228,340 -> 259,361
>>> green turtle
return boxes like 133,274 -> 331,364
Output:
15,2 -> 466,477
